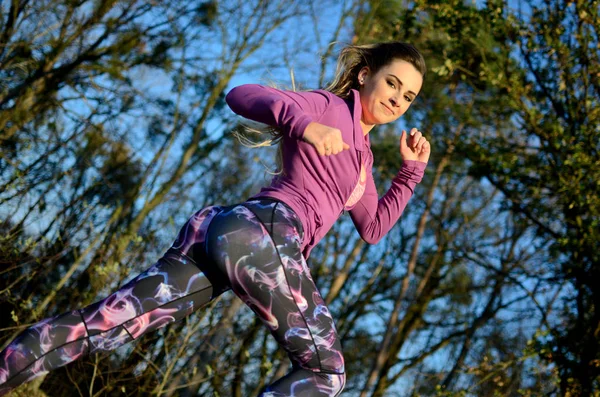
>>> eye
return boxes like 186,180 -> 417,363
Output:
387,80 -> 396,89
404,95 -> 413,103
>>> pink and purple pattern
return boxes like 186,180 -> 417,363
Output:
206,200 -> 345,395
0,207 -> 220,396
0,199 -> 345,396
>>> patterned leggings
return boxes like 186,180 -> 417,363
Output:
0,198 -> 345,396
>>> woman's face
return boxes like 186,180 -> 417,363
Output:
358,59 -> 423,128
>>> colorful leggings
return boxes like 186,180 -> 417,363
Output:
0,198 -> 345,396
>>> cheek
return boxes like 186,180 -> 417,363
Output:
374,82 -> 391,97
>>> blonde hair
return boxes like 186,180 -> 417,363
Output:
234,41 -> 426,175
231,71 -> 299,176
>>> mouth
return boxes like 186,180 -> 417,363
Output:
381,102 -> 394,116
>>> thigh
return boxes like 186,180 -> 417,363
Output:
204,199 -> 345,374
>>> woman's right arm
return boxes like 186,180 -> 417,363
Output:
225,84 -> 331,140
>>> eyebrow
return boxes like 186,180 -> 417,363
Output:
388,74 -> 418,97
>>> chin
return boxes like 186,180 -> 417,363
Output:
376,116 -> 398,125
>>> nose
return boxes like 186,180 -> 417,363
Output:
389,96 -> 402,114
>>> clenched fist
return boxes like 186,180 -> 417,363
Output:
302,122 -> 350,156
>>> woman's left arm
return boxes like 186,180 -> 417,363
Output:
349,160 -> 426,244
349,128 -> 430,243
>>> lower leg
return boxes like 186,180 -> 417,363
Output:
0,253 -> 214,395
259,367 -> 346,397
0,206 -> 225,396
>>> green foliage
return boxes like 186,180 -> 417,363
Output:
463,1 -> 600,393
354,0 -> 599,395
2,0 -> 597,395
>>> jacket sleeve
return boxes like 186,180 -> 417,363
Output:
225,84 -> 331,140
349,160 -> 426,244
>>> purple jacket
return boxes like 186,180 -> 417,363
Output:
225,85 -> 426,259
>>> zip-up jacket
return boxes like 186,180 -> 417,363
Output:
226,85 -> 426,259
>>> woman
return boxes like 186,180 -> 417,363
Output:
0,41 -> 429,396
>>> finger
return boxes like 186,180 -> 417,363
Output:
333,131 -> 345,154
336,137 -> 350,154
422,140 -> 431,153
411,131 -> 422,149
331,139 -> 342,154
333,139 -> 343,155
407,128 -> 416,147
327,142 -> 335,156
416,136 -> 427,152
400,130 -> 409,150
420,141 -> 431,161
322,140 -> 331,156
320,141 -> 329,156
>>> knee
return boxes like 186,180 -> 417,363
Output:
331,372 -> 347,395
319,342 -> 345,375
315,372 -> 346,396
316,351 -> 346,395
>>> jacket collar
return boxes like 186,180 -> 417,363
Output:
349,89 -> 370,153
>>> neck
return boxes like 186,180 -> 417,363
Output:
360,119 -> 374,136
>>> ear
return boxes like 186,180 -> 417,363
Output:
358,66 -> 370,85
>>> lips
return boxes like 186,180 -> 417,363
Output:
381,102 -> 394,115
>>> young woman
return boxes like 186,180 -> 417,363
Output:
0,41 -> 429,396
